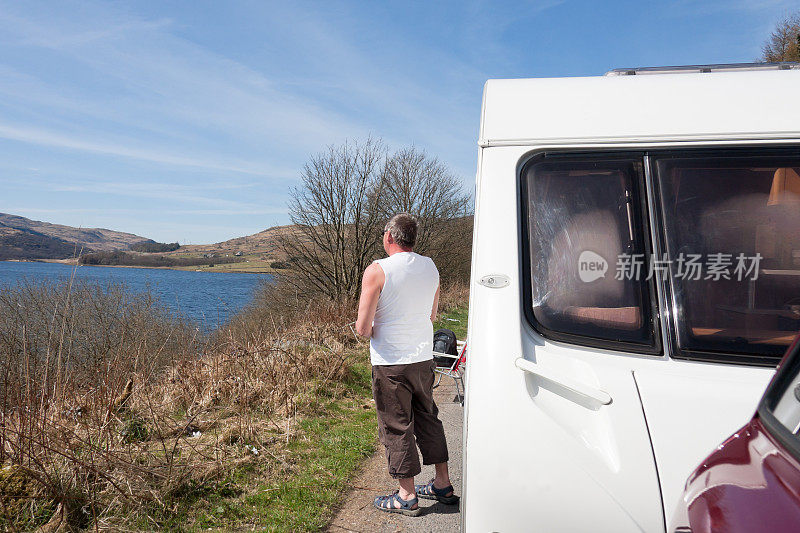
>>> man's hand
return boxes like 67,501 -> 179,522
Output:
355,263 -> 384,338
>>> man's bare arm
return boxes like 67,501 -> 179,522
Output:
430,285 -> 440,322
355,263 -> 384,338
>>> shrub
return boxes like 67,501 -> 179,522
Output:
0,270 -> 468,530
130,241 -> 181,253
79,251 -> 243,268
0,277 -> 365,530
120,417 -> 149,443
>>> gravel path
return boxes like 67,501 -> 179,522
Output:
327,380 -> 463,533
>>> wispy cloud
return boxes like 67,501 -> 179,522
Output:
50,180 -> 276,209
7,13 -> 174,48
0,122 -> 286,177
669,0 -> 799,13
0,2 -> 370,178
1,206 -> 285,217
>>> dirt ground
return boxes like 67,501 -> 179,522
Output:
327,380 -> 463,533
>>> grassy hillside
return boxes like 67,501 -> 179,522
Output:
0,213 -> 156,261
158,225 -> 302,274
0,214 -> 296,272
176,225 -> 301,258
0,228 -> 80,260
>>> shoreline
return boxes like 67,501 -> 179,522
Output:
1,258 -> 276,275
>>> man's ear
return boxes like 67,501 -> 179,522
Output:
385,231 -> 394,245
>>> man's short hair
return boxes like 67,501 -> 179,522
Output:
385,213 -> 418,249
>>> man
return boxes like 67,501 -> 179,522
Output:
355,213 -> 458,517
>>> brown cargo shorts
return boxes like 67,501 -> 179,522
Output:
371,359 -> 449,479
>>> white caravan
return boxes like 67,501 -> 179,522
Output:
464,64 -> 800,532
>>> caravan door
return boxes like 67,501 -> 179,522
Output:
464,147 -> 666,532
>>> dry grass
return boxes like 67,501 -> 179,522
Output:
437,279 -> 470,315
0,277 -> 363,531
0,275 -> 467,531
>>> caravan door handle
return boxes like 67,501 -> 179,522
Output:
514,358 -> 612,406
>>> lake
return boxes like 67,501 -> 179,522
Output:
0,261 -> 273,330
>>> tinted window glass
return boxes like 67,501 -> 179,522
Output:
759,338 -> 800,459
523,157 -> 655,348
771,356 -> 800,435
656,152 -> 800,362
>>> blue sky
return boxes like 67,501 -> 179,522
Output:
0,0 -> 797,244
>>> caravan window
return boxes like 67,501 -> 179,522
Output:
522,156 -> 657,351
655,150 -> 800,365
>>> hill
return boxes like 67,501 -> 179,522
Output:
169,216 -> 472,277
154,225 -> 302,273
0,213 -> 153,260
175,224 -> 301,258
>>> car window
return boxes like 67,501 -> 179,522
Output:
522,156 -> 656,350
772,363 -> 800,434
655,151 -> 800,364
759,337 -> 800,459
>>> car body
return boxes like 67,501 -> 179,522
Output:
670,335 -> 800,533
463,63 -> 800,532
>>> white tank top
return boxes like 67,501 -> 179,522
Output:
370,252 -> 439,366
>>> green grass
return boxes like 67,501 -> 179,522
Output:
241,405 -> 375,530
434,304 -> 468,340
238,362 -> 376,531
172,255 -> 278,274
144,360 -> 377,532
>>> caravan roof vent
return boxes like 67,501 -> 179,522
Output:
605,62 -> 800,76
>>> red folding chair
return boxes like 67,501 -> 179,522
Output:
432,341 -> 466,405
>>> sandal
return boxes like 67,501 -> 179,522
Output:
373,491 -> 421,516
415,479 -> 459,505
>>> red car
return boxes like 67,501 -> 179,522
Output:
670,335 -> 800,533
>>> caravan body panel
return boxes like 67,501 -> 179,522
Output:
465,70 -> 800,532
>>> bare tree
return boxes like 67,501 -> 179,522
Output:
378,147 -> 472,283
277,137 -> 388,300
277,140 -> 473,301
762,12 -> 800,62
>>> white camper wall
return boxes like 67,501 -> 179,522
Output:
480,70 -> 800,147
464,69 -> 798,532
